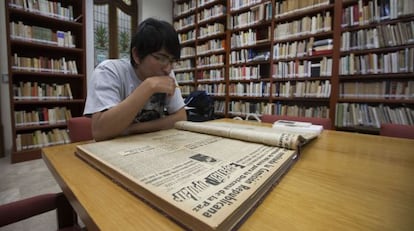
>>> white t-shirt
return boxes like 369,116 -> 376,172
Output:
84,59 -> 185,122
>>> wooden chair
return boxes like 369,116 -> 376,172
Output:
67,117 -> 93,142
0,192 -> 80,230
380,123 -> 414,139
261,114 -> 332,130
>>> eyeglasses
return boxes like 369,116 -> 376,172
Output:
151,53 -> 176,66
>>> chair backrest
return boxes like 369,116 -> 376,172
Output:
0,192 -> 80,230
261,114 -> 332,130
67,117 -> 93,142
380,123 -> 414,139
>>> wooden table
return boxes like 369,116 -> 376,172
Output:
42,120 -> 414,231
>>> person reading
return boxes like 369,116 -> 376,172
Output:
84,18 -> 187,141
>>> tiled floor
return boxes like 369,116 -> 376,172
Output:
0,155 -> 61,231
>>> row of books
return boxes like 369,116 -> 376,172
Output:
9,0 -> 74,21
178,85 -> 195,95
274,0 -> 330,17
196,68 -> 225,82
230,49 -> 270,64
339,80 -> 414,99
176,72 -> 194,83
342,0 -> 414,27
271,80 -> 331,98
229,82 -> 267,97
198,23 -> 225,39
229,2 -> 272,29
227,100 -> 331,119
12,54 -> 78,74
311,38 -> 333,54
174,59 -> 194,71
15,107 -> 72,127
229,65 -> 262,80
335,103 -> 414,128
198,4 -> 226,23
173,0 -> 195,17
272,58 -> 333,78
10,21 -> 75,48
341,21 -> 414,51
174,14 -> 195,31
230,28 -> 270,48
271,103 -> 330,118
198,0 -> 217,8
201,80 -> 332,98
274,38 -> 333,60
178,29 -> 195,44
196,54 -> 225,67
196,39 -> 225,55
274,12 -> 332,40
228,100 -> 268,116
16,128 -> 70,151
13,82 -> 73,100
230,0 -> 262,11
339,48 -> 414,75
197,83 -> 226,96
181,47 -> 196,58
214,100 -> 226,114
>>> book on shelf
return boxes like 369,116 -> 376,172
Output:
76,120 -> 319,231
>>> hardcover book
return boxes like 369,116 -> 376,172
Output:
75,120 -> 318,230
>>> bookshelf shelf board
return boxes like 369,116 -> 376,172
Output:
336,126 -> 380,135
11,71 -> 84,78
15,122 -> 67,132
273,31 -> 333,44
198,14 -> 227,26
13,99 -> 85,105
9,7 -> 82,27
197,33 -> 226,42
196,49 -> 226,56
11,40 -> 83,53
274,4 -> 334,22
273,54 -> 332,63
231,20 -> 272,32
271,97 -> 330,102
337,98 -> 414,104
339,73 -> 414,80
341,44 -> 414,56
11,148 -> 42,163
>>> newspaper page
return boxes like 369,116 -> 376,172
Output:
76,128 -> 297,231
174,120 -> 310,149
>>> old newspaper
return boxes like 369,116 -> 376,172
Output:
76,121 -> 312,230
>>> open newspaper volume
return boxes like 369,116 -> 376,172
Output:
75,120 -> 319,231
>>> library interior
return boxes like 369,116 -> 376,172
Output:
0,0 -> 413,231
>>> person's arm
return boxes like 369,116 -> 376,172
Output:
91,76 -> 178,141
124,106 -> 187,135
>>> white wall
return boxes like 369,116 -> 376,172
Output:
0,0 -> 172,157
0,0 -> 12,156
138,0 -> 172,23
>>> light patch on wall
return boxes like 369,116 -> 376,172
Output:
1,74 -> 8,83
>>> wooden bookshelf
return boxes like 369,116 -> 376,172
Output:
173,0 -> 414,134
5,0 -> 86,163
271,0 -> 334,122
173,0 -> 228,114
335,0 -> 414,132
173,0 -> 197,97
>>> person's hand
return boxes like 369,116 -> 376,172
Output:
145,76 -> 177,95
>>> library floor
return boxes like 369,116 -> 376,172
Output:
0,155 -> 61,231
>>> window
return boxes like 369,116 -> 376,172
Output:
93,0 -> 137,66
